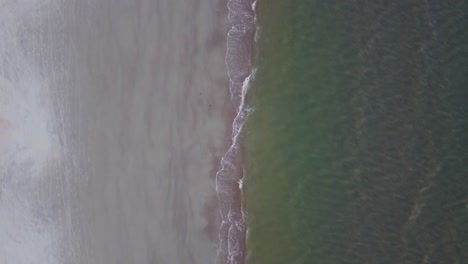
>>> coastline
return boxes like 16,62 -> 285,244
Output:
215,0 -> 257,263
61,0 -> 238,263
1,0 -> 261,263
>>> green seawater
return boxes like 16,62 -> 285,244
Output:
245,1 -> 468,263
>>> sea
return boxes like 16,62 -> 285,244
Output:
244,1 -> 467,264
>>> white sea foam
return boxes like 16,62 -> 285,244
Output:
216,1 -> 256,263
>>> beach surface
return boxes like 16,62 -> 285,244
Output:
0,0 -> 233,263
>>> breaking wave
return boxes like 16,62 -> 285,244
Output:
215,0 -> 257,263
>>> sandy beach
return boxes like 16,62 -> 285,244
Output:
1,0 -> 233,263
68,0 -> 234,263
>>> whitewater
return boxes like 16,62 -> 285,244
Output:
215,0 -> 257,263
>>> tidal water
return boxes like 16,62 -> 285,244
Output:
245,1 -> 467,264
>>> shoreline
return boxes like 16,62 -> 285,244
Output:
62,0 -> 241,263
215,0 -> 257,263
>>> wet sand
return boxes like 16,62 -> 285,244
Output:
67,0 -> 233,263
1,0 -> 233,263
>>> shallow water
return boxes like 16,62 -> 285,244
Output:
245,1 -> 467,263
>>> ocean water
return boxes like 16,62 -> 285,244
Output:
245,1 -> 467,264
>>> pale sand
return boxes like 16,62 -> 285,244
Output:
1,0 -> 232,263
65,0 -> 233,263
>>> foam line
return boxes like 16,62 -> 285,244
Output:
215,0 -> 256,263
